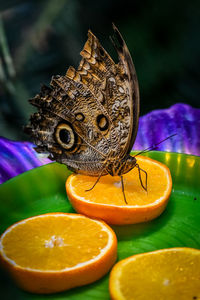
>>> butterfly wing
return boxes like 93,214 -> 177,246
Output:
110,24 -> 140,157
25,25 -> 139,175
25,78 -> 110,176
78,24 -> 140,158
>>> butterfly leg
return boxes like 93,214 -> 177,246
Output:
120,175 -> 128,204
136,164 -> 148,192
85,167 -> 106,192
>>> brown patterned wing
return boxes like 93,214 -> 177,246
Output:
111,24 -> 140,156
25,25 -> 139,175
25,78 -> 110,176
78,24 -> 140,158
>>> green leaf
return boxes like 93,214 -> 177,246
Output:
0,151 -> 200,299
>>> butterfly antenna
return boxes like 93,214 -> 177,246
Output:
134,133 -> 177,157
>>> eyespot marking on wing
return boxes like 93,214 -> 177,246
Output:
75,113 -> 85,122
96,114 -> 109,131
55,123 -> 75,150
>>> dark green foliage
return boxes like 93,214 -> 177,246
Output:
0,0 -> 200,140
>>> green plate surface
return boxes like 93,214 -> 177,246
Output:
0,151 -> 200,299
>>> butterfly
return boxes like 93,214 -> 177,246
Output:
25,24 -> 147,204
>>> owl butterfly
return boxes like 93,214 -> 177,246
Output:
25,24 -> 147,204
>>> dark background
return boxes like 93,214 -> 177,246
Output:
0,0 -> 200,141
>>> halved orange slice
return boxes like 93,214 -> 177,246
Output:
66,156 -> 172,225
109,247 -> 200,300
0,213 -> 117,294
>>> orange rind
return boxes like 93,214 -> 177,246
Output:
0,213 -> 117,294
66,156 -> 172,225
109,247 -> 200,300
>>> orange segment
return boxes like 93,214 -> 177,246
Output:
0,213 -> 117,294
66,156 -> 172,225
109,248 -> 200,300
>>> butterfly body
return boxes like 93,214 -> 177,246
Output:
25,24 -> 143,201
105,155 -> 137,176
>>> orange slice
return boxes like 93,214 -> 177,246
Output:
109,248 -> 200,300
0,213 -> 117,294
66,156 -> 172,225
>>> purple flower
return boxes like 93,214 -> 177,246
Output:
134,103 -> 200,155
0,137 -> 50,184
